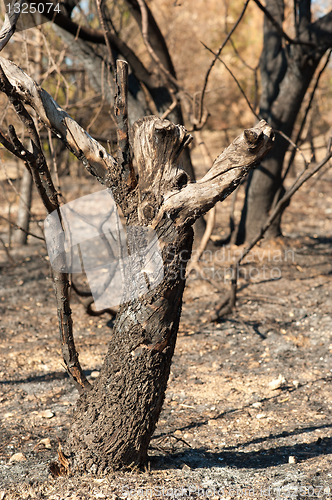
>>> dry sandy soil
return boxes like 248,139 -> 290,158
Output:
0,146 -> 332,499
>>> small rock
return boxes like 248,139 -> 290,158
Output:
9,452 -> 27,463
288,455 -> 297,464
256,413 -> 266,419
90,371 -> 100,379
269,374 -> 286,391
292,380 -> 300,389
252,402 -> 262,408
174,429 -> 182,436
182,464 -> 191,471
39,438 -> 52,449
40,410 -> 54,419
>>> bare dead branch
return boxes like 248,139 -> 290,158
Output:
154,120 -> 274,227
200,45 -> 309,169
114,60 -> 137,192
31,0 -> 154,88
0,57 -> 116,179
0,56 -> 139,217
0,69 -> 92,394
223,8 -> 260,114
274,129 -> 308,168
53,269 -> 92,393
0,214 -> 45,241
125,0 -> 177,77
95,0 -> 116,76
160,94 -> 177,120
136,0 -> 179,92
201,42 -> 260,121
198,0 -> 250,125
47,129 -> 62,195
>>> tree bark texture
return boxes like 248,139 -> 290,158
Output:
0,57 -> 274,473
237,1 -> 332,243
62,118 -> 274,474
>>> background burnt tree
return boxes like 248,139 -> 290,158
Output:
2,0 -> 331,250
0,57 -> 273,473
236,0 -> 332,243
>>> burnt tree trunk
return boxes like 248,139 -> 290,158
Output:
0,57 -> 273,474
63,118 -> 274,474
237,0 -> 332,243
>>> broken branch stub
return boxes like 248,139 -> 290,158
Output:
131,117 -> 273,231
132,116 -> 192,224
154,120 -> 274,227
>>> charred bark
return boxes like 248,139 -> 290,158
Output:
63,118 -> 274,474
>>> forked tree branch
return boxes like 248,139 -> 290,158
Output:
155,121 -> 274,226
198,0 -> 250,126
